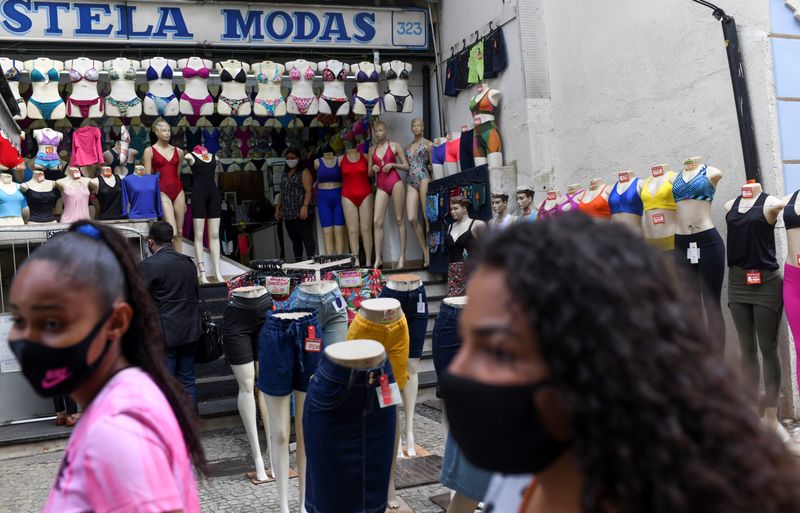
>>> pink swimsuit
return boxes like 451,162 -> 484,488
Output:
372,143 -> 402,195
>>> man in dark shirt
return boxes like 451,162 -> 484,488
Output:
138,221 -> 201,405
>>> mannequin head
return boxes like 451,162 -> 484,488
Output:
410,118 -> 424,137
516,188 -> 534,212
285,147 -> 301,170
373,121 -> 388,143
492,193 -> 510,217
152,120 -> 171,143
450,196 -> 470,221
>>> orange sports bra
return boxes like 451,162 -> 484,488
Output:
578,186 -> 611,218
641,172 -> 677,211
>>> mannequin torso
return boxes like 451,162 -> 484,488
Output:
286,59 -> 318,115
65,58 -> 103,118
318,60 -> 350,116
142,58 -> 179,116
0,58 -> 25,118
253,61 -> 286,117
674,157 -> 722,235
0,173 -> 26,225
104,58 -> 141,117
217,60 -> 251,116
357,298 -> 403,324
609,172 -> 644,234
641,165 -> 677,240
539,191 -> 561,218
179,57 -> 214,116
383,60 -> 413,113
25,57 -> 66,120
352,62 -> 382,116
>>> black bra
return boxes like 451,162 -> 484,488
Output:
785,190 -> 800,230
386,64 -> 409,81
220,68 -> 247,84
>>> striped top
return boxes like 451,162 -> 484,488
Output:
672,165 -> 715,202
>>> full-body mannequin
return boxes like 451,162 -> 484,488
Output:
383,60 -> 414,113
56,168 -> 95,223
352,62 -> 382,116
610,171 -> 644,235
33,128 -> 63,172
0,172 -> 28,225
25,57 -> 66,120
369,122 -> 410,269
314,152 -> 346,254
141,57 -> 179,116
104,58 -> 142,117
0,58 -> 26,118
64,58 -> 103,118
317,60 -> 350,116
252,61 -> 287,117
185,148 -> 223,282
725,183 -> 788,440
143,120 -> 185,250
285,59 -> 319,116
405,119 -> 432,265
470,84 -> 503,168
21,171 -> 59,224
642,164 -> 677,251
516,188 -> 536,222
217,60 -> 252,116
178,57 -> 214,117
490,193 -> 517,229
340,148 -> 373,266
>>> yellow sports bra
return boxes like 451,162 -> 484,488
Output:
641,172 -> 677,211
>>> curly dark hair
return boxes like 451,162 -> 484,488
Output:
476,213 -> 800,513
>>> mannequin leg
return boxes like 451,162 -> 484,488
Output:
473,157 -> 487,168
406,186 -> 428,268
160,192 -> 178,247
207,218 -> 224,282
334,225 -> 346,254
254,362 -> 275,477
230,363 -> 268,481
264,394 -> 292,513
342,197 -> 362,265
391,180 -> 407,269
729,303 -> 760,395
294,390 -> 307,512
487,152 -> 503,168
402,358 -> 420,457
419,178 -> 430,234
173,192 -> 186,252
387,415 -> 401,509
432,164 -> 445,181
193,218 -> 208,284
322,226 -> 334,255
360,194 -> 375,266
373,190 -> 390,268
753,305 -> 782,410
447,493 -> 479,513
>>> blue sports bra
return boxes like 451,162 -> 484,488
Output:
31,67 -> 60,83
672,165 -> 715,202
146,63 -> 173,81
0,186 -> 27,217
608,178 -> 644,216
317,158 -> 342,184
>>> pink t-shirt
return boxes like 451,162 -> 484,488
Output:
43,367 -> 200,513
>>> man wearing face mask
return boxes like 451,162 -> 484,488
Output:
139,221 -> 202,406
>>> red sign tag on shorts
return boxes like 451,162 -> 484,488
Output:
304,326 -> 322,353
746,270 -> 762,286
741,187 -> 753,199
651,166 -> 664,177
652,213 -> 665,225
379,375 -> 392,405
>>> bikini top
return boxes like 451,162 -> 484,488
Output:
608,179 -> 644,216
69,66 -> 99,83
356,65 -> 379,83
372,143 -> 396,167
182,66 -> 210,79
289,66 -> 315,81
386,63 -> 409,81
109,66 -> 137,81
446,219 -> 476,263
4,65 -> 20,82
38,131 -> 60,146
672,165 -> 715,202
538,199 -> 560,219
30,67 -> 60,83
784,190 -> 800,231
559,190 -> 584,212
317,158 -> 342,183
470,90 -> 495,116
641,172 -> 677,211
146,63 -> 173,81
257,66 -> 282,84
578,187 -> 611,217
221,67 -> 247,83
322,64 -> 348,82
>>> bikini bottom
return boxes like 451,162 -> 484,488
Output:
107,96 -> 142,117
288,95 -> 317,115
35,152 -> 61,169
180,93 -> 213,116
473,120 -> 502,158
29,98 -> 65,120
320,95 -> 349,115
432,142 -> 447,166
219,96 -> 251,115
256,97 -> 285,116
353,95 -> 382,118
67,97 -> 104,117
145,92 -> 177,116
385,91 -> 413,112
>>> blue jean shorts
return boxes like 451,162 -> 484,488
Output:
257,309 -> 325,396
304,353 -> 397,513
379,284 -> 428,359
432,301 -> 461,398
441,433 -> 492,501
295,287 -> 349,346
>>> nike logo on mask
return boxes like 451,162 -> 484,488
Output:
41,368 -> 71,389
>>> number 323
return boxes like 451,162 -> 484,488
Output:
397,22 -> 423,36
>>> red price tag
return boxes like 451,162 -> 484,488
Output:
618,172 -> 630,183
547,191 -> 557,200
652,213 -> 665,225
741,187 -> 753,199
651,166 -> 664,177
477,84 -> 484,92
304,326 -> 322,352
379,374 -> 392,406
746,270 -> 762,285
45,147 -> 54,154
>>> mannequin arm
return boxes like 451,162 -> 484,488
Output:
142,148 -> 153,174
367,147 -> 376,177
390,143 -> 409,172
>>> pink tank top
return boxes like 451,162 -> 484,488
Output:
59,185 -> 91,223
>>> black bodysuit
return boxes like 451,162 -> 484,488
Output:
190,154 -> 221,219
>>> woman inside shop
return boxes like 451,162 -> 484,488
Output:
7,221 -> 204,512
275,147 -> 316,261
441,214 -> 800,513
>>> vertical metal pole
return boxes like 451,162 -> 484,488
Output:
428,4 -> 447,133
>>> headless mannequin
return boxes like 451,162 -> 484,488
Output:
385,275 -> 423,458
104,141 -> 138,176
64,58 -> 103,118
229,286 -> 275,483
406,119 -> 432,265
0,172 -> 27,225
141,57 -> 180,116
675,157 -> 722,235
357,298 -> 405,509
24,57 -> 66,120
369,123 -> 410,269
22,169 -> 58,219
185,149 -> 223,283
103,58 -> 142,117
725,183 -> 787,439
252,61 -> 287,117
340,148 -> 374,266
144,121 -> 185,250
539,190 -> 561,215
516,190 -> 535,222
642,164 -> 677,244
559,183 -> 584,213
317,60 -> 350,116
382,60 -> 414,113
470,84 -> 503,168
217,60 -> 252,116
432,137 -> 446,181
33,128 -> 64,172
268,311 -> 312,513
314,153 -> 346,254
581,178 -> 610,206
285,59 -> 319,116
490,194 -> 517,229
56,168 -> 96,222
444,132 -> 461,177
178,57 -> 214,117
351,62 -> 382,116
611,171 -> 644,235
0,58 -> 26,119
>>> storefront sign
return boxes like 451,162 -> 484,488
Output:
0,1 -> 428,49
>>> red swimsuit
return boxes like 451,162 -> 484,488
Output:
341,153 -> 372,208
152,147 -> 182,201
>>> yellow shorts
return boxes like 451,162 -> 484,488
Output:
347,315 -> 409,390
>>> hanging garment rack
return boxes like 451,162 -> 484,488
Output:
282,257 -> 355,281
439,5 -> 517,66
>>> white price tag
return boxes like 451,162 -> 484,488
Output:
338,270 -> 362,289
376,375 -> 403,408
267,277 -> 291,296
687,243 -> 700,264
417,294 -> 426,314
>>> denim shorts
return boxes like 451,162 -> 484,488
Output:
441,433 -> 492,501
379,285 -> 428,359
257,309 -> 325,396
295,287 -> 349,345
432,301 -> 461,398
304,353 -> 397,513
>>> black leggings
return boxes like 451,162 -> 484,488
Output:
54,395 -> 78,415
284,216 -> 316,261
729,303 -> 782,406
674,229 -> 725,324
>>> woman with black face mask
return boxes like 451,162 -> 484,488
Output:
440,214 -> 800,513
8,221 -> 206,512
